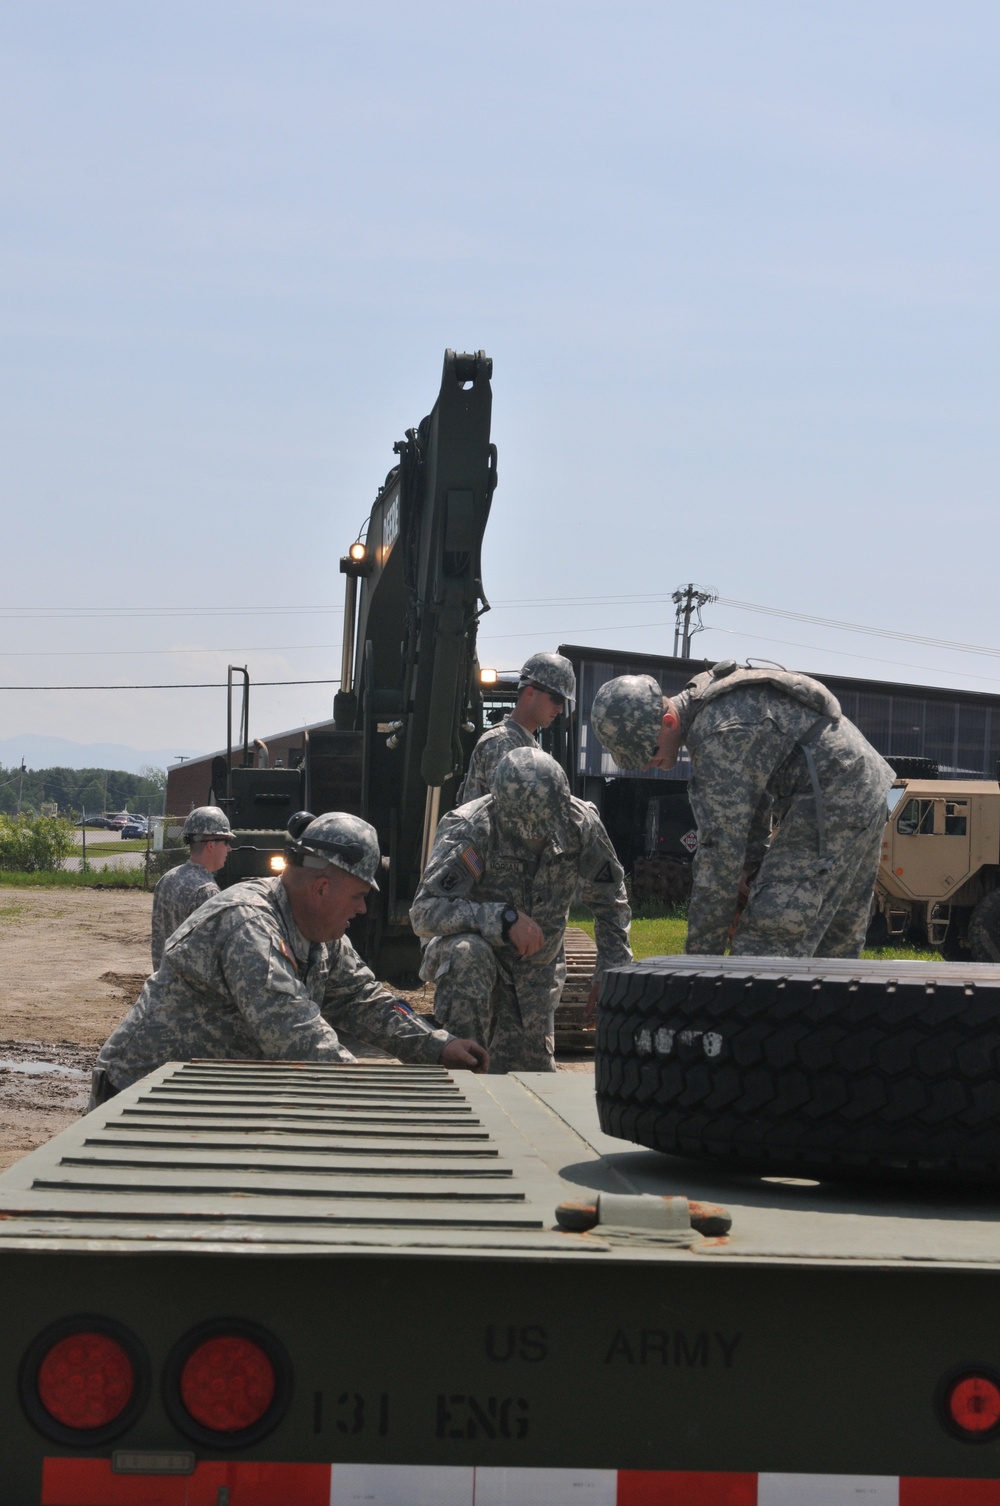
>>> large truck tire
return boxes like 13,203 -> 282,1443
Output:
595,955 -> 1000,1181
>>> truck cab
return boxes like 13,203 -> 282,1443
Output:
874,777 -> 1000,953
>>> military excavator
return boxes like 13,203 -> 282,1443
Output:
210,349 -> 597,1041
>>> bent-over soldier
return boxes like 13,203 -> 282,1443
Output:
411,747 -> 632,1073
591,662 -> 894,957
91,812 -> 488,1105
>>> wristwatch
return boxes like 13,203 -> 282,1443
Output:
500,905 -> 519,941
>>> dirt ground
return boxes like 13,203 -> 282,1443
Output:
0,887 -> 592,1172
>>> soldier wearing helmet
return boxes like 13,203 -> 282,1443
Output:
457,651 -> 577,803
591,663 -> 894,958
92,811 -> 489,1105
150,806 -> 234,968
411,747 -> 632,1073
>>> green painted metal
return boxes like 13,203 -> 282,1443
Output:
3,1062 -> 1000,1495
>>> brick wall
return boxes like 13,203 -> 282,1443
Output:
165,721 -> 336,817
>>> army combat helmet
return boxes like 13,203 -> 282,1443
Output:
285,811 -> 382,890
181,806 -> 233,843
518,652 -> 576,712
590,675 -> 665,772
491,746 -> 572,841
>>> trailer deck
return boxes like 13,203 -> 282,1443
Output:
3,1061 -> 1000,1501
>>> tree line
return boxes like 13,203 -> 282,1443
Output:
0,764 -> 167,818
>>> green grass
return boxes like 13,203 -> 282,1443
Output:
569,912 -> 939,963
570,913 -> 686,959
0,868 -> 148,888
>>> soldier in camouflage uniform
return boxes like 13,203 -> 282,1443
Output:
591,663 -> 895,958
150,806 -> 233,968
411,746 -> 632,1073
92,812 -> 489,1104
458,652 -> 577,803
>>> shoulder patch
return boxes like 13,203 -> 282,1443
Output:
439,870 -> 462,893
460,846 -> 484,880
593,861 -> 614,884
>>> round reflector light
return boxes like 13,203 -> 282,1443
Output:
37,1331 -> 134,1431
180,1335 -> 276,1432
946,1373 -> 1000,1437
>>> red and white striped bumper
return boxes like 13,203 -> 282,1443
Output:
40,1462 -> 1000,1504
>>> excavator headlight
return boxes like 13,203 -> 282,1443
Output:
340,542 -> 373,578
480,668 -> 498,685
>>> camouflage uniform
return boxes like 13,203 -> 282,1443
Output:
591,665 -> 894,958
683,682 -> 893,956
97,876 -> 453,1091
410,761 -> 632,1073
150,860 -> 220,969
457,716 -> 537,803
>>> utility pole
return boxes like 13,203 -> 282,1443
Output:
671,583 -> 718,658
15,759 -> 26,816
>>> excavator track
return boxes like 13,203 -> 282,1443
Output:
554,925 -> 598,1053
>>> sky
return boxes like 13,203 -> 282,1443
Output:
2,2 -> 998,765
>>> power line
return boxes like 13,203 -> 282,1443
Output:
716,597 -> 1000,662
0,679 -> 340,691
0,644 -> 340,659
6,591 -> 1000,663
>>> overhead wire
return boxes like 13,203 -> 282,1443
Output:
0,679 -> 340,691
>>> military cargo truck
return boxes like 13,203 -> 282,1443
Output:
873,775 -> 1000,958
7,946 -> 1000,1502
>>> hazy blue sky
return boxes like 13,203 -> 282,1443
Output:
2,2 -> 998,760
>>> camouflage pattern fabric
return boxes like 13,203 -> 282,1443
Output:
150,859 -> 221,970
181,805 -> 232,840
491,745 -> 572,841
684,684 -> 894,956
590,674 -> 664,771
518,651 -> 576,708
457,715 -> 537,803
100,876 -> 452,1090
410,792 -> 632,1073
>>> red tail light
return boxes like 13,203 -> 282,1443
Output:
38,1331 -> 134,1430
164,1320 -> 291,1448
20,1318 -> 149,1446
943,1371 -> 1000,1439
180,1334 -> 276,1431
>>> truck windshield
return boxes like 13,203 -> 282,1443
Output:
897,798 -> 938,836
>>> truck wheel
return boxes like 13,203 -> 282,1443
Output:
967,891 -> 1000,963
595,957 -> 1000,1181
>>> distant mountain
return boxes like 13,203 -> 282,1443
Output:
0,735 -> 198,775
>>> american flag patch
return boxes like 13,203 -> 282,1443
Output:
460,845 -> 484,879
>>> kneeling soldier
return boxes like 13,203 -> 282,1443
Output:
411,747 -> 632,1073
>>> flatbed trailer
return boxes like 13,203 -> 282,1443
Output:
4,1054 -> 1000,1502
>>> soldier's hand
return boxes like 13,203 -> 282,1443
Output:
441,1038 -> 490,1073
509,912 -> 545,957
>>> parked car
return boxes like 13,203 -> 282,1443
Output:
121,820 -> 148,840
104,813 -> 130,830
74,816 -> 112,829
